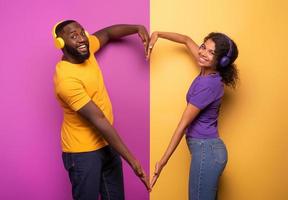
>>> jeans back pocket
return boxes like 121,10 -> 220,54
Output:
211,142 -> 228,165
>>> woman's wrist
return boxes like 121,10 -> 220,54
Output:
159,158 -> 167,166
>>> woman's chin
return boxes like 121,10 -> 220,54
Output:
198,62 -> 207,67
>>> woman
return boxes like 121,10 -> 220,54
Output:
148,31 -> 238,200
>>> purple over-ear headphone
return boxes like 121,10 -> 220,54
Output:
219,36 -> 233,67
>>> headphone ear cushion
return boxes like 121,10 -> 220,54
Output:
54,37 -> 65,49
220,56 -> 230,67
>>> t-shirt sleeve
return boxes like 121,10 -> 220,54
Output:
88,35 -> 101,54
56,78 -> 91,111
187,85 -> 215,110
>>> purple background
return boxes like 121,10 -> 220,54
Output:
0,0 -> 149,199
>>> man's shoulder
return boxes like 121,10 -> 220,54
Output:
54,61 -> 75,84
88,35 -> 101,53
55,61 -> 68,76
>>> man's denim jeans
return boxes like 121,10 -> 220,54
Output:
62,146 -> 124,200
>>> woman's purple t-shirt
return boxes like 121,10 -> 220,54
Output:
186,73 -> 224,139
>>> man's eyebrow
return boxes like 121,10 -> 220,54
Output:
69,28 -> 84,34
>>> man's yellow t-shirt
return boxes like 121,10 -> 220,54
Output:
54,35 -> 113,152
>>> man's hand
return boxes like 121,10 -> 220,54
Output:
137,25 -> 150,57
132,160 -> 151,192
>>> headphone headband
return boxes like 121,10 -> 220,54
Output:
219,35 -> 233,67
52,21 -> 65,49
226,37 -> 233,58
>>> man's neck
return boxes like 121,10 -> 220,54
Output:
62,55 -> 85,64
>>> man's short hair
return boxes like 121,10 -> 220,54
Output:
55,20 -> 76,36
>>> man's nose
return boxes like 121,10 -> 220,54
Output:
77,35 -> 85,42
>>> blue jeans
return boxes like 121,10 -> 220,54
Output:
187,138 -> 228,200
62,146 -> 124,200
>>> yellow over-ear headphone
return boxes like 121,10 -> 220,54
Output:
52,21 -> 65,49
52,21 -> 90,49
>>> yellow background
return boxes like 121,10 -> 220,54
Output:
150,0 -> 288,199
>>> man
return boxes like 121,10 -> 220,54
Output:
52,20 -> 150,200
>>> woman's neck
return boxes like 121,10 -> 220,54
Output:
200,68 -> 217,76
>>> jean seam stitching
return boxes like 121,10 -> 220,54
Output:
102,173 -> 111,200
198,142 -> 205,200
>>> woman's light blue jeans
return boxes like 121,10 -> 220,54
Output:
187,138 -> 228,200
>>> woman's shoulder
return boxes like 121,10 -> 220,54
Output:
197,73 -> 222,86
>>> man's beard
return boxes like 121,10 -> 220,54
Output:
65,44 -> 90,62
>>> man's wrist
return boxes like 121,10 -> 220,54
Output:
137,25 -> 144,33
131,159 -> 140,169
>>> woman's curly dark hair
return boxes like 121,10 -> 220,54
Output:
204,32 -> 239,88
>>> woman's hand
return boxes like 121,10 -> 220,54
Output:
146,31 -> 159,60
150,160 -> 166,188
